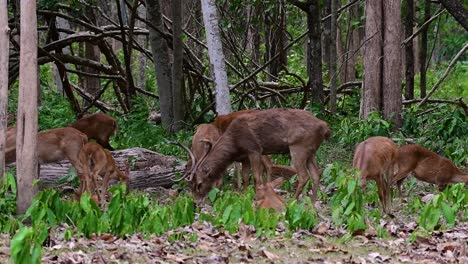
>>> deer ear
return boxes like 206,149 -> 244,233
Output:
270,177 -> 284,189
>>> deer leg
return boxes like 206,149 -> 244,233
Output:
248,153 -> 264,189
261,156 -> 273,183
396,178 -> 404,198
240,161 -> 251,189
235,162 -> 243,189
375,174 -> 391,214
306,155 -> 321,203
290,147 -> 309,199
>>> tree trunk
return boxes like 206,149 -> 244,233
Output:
361,0 -> 383,118
16,0 -> 39,214
344,1 -> 359,82
171,0 -> 184,132
84,8 -> 101,102
147,0 -> 174,129
382,0 -> 403,127
201,0 -> 232,115
137,5 -> 147,90
0,0 -> 8,178
306,1 -> 324,105
329,0 -> 337,113
52,17 -> 71,93
322,0 -> 331,74
440,0 -> 468,31
419,1 -> 430,98
404,0 -> 414,100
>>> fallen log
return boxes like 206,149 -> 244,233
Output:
35,147 -> 184,189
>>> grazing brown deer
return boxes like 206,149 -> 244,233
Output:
353,136 -> 397,214
81,142 -> 130,205
392,144 -> 468,196
188,122 -> 277,189
6,126 -> 93,195
212,109 -> 260,133
180,108 -> 330,202
70,113 -> 117,150
255,177 -> 285,212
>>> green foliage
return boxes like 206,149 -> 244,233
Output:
402,105 -> 468,165
0,172 -> 19,234
329,165 -> 366,233
285,198 -> 317,231
337,112 -> 391,146
419,184 -> 467,231
11,225 -> 47,264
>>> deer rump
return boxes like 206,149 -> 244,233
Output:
353,136 -> 397,214
189,108 -> 330,201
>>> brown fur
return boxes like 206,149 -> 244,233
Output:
70,113 -> 117,150
212,109 -> 260,133
191,108 -> 330,202
392,144 -> 468,195
255,177 -> 285,212
353,136 -> 397,214
81,142 -> 130,205
6,126 -> 92,195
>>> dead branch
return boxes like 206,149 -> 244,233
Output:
401,8 -> 445,47
405,97 -> 468,115
418,43 -> 468,107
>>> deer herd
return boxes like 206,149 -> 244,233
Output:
4,109 -> 467,214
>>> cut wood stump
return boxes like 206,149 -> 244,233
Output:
37,147 -> 185,189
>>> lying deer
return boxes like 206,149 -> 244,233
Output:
179,108 -> 330,202
81,142 -> 130,205
6,126 -> 93,195
392,144 -> 468,196
255,177 -> 285,212
353,136 -> 397,214
70,113 -> 117,150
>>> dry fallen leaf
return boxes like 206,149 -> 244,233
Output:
260,249 -> 281,261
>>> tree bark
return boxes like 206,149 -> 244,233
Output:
404,0 -> 414,100
83,6 -> 101,103
0,0 -> 8,178
16,0 -> 39,214
419,1 -> 430,98
329,0 -> 338,113
306,1 -> 324,104
201,0 -> 232,115
382,0 -> 403,127
171,0 -> 184,132
440,0 -> 468,31
361,0 -> 382,118
137,5 -> 147,90
322,0 -> 331,74
147,0 -> 174,129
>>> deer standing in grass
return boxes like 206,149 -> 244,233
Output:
81,142 -> 130,205
70,113 -> 117,150
180,108 -> 330,202
353,136 -> 397,214
392,144 -> 468,196
6,126 -> 93,195
189,110 -> 286,189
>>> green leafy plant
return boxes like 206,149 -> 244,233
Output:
419,183 -> 467,231
11,224 -> 48,264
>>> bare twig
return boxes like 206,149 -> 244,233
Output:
418,43 -> 468,107
401,8 -> 445,47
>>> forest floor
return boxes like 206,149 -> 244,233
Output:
0,186 -> 466,263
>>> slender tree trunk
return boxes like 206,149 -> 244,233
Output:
171,0 -> 184,132
329,0 -> 337,113
201,0 -> 232,115
382,0 -> 403,127
306,2 -> 324,104
84,8 -> 101,102
147,0 -> 174,129
16,0 -> 39,214
361,0 -> 383,118
404,0 -> 414,100
419,1 -> 430,98
322,0 -> 331,74
0,0 -> 9,178
345,1 -> 359,82
137,5 -> 147,89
